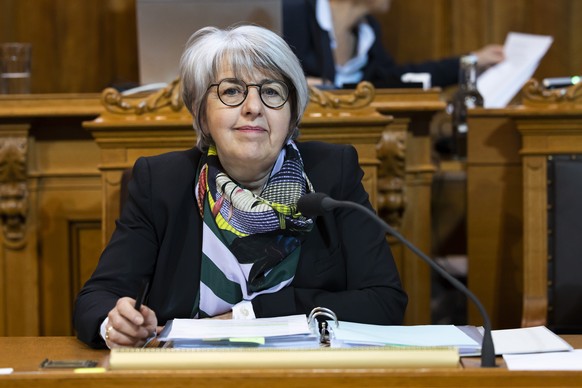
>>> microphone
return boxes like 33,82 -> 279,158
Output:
297,192 -> 497,367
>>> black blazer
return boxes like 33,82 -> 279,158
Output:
282,0 -> 460,88
73,141 -> 407,348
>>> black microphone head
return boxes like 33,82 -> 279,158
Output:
297,192 -> 330,218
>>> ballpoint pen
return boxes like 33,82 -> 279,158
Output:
134,280 -> 150,311
134,280 -> 158,347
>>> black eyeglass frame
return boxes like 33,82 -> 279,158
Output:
207,78 -> 290,109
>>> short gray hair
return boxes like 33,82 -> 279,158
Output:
179,25 -> 309,150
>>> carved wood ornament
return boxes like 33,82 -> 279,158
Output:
376,130 -> 406,229
102,78 -> 184,115
308,81 -> 375,108
0,136 -> 28,249
307,81 -> 406,229
522,79 -> 582,106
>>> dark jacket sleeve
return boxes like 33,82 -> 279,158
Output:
363,15 -> 460,88
73,157 -> 160,348
73,150 -> 202,348
251,142 -> 408,325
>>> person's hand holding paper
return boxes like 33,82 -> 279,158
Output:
477,32 -> 554,108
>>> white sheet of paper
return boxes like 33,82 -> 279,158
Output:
504,349 -> 582,370
159,314 -> 310,340
477,32 -> 553,108
491,325 -> 573,355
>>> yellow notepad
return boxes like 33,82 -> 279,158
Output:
109,346 -> 460,370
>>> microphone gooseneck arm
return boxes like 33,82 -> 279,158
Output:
298,193 -> 496,367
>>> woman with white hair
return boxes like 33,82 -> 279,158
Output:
73,24 -> 407,349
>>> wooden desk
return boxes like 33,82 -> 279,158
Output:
0,336 -> 581,387
467,81 -> 582,329
518,82 -> 582,330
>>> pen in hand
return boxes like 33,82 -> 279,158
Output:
134,280 -> 150,311
134,280 -> 157,347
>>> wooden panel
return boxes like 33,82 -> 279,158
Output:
571,0 -> 582,75
0,95 -> 103,336
467,116 -> 522,164
521,155 -> 548,327
466,114 -> 524,329
39,181 -> 101,336
375,0 -> 449,62
0,124 -> 39,336
1,217 -> 40,335
72,222 -> 103,303
517,103 -> 582,329
0,0 -> 137,93
466,164 -> 523,328
449,0 -> 491,54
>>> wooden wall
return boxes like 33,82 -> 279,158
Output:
0,0 -> 138,93
0,0 -> 580,94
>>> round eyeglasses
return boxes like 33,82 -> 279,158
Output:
208,78 -> 290,109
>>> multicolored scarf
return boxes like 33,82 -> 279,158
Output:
193,140 -> 314,318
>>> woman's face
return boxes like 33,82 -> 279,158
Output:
204,66 -> 292,174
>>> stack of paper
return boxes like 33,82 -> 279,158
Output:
329,322 -> 480,355
157,314 -> 320,349
491,326 -> 573,355
157,316 -> 481,353
456,325 -> 573,357
504,350 -> 582,371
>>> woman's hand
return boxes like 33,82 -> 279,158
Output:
212,311 -> 233,320
104,297 -> 159,348
474,44 -> 505,69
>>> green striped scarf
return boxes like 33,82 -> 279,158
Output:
193,141 -> 314,318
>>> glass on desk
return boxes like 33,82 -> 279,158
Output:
0,43 -> 31,94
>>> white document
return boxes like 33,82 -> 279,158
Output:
477,32 -> 553,108
491,325 -> 573,355
158,314 -> 310,340
504,349 -> 582,371
330,322 -> 479,349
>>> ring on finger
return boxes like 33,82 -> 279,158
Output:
105,325 -> 113,341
